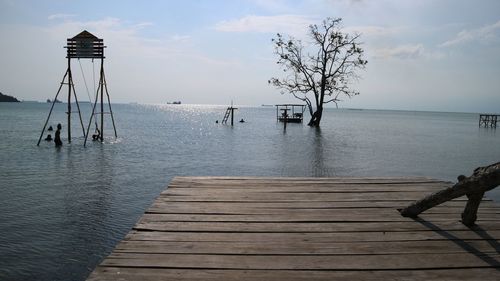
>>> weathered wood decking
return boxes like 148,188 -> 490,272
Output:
87,177 -> 500,280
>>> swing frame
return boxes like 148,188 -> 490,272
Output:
37,30 -> 117,146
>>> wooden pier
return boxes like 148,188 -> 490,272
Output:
479,114 -> 498,128
87,177 -> 500,280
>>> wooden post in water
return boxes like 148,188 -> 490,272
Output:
283,107 -> 288,130
230,107 -> 234,126
103,71 -> 118,138
100,57 -> 104,142
67,57 -> 72,142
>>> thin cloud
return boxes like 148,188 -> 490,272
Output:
345,25 -> 405,37
171,34 -> 191,42
440,20 -> 500,47
249,0 -> 292,13
373,44 -> 425,59
48,14 -> 76,21
134,22 -> 154,29
214,14 -> 317,37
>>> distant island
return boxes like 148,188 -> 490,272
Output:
0,92 -> 20,102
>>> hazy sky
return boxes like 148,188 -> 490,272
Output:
1,0 -> 499,112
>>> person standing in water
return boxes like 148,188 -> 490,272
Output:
54,123 -> 62,147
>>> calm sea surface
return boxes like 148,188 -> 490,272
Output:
1,102 -> 499,280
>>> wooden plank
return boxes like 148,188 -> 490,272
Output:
165,183 -> 445,190
165,183 -> 450,191
133,221 -> 500,232
171,176 -> 444,183
149,200 -> 499,209
126,230 -> 500,243
88,268 -> 500,281
156,192 -> 472,202
137,213 -> 500,223
114,240 -> 500,255
147,204 -> 500,215
162,188 -> 444,195
101,252 -> 500,270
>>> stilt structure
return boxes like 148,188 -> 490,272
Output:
38,30 -> 117,146
275,104 -> 305,123
479,114 -> 498,128
222,102 -> 238,126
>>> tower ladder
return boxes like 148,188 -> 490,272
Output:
221,107 -> 231,124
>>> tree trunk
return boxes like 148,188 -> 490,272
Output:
308,106 -> 323,127
399,162 -> 500,226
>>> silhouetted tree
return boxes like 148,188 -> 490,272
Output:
269,18 -> 367,126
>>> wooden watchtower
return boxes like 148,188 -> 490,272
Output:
37,30 -> 117,146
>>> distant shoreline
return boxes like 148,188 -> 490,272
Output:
0,92 -> 20,102
1,99 -> 494,116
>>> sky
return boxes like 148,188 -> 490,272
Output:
0,0 -> 499,112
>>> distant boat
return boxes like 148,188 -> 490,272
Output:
167,101 -> 181,105
47,98 -> 62,103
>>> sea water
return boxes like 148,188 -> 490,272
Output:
1,102 -> 499,280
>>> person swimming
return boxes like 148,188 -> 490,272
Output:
44,134 -> 52,141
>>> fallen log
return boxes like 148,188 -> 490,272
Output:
399,162 -> 500,226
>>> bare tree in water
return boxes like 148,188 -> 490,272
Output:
269,18 -> 367,127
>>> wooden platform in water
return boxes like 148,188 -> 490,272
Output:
87,177 -> 500,280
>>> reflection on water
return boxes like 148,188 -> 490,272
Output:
0,103 -> 500,280
311,127 -> 328,176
